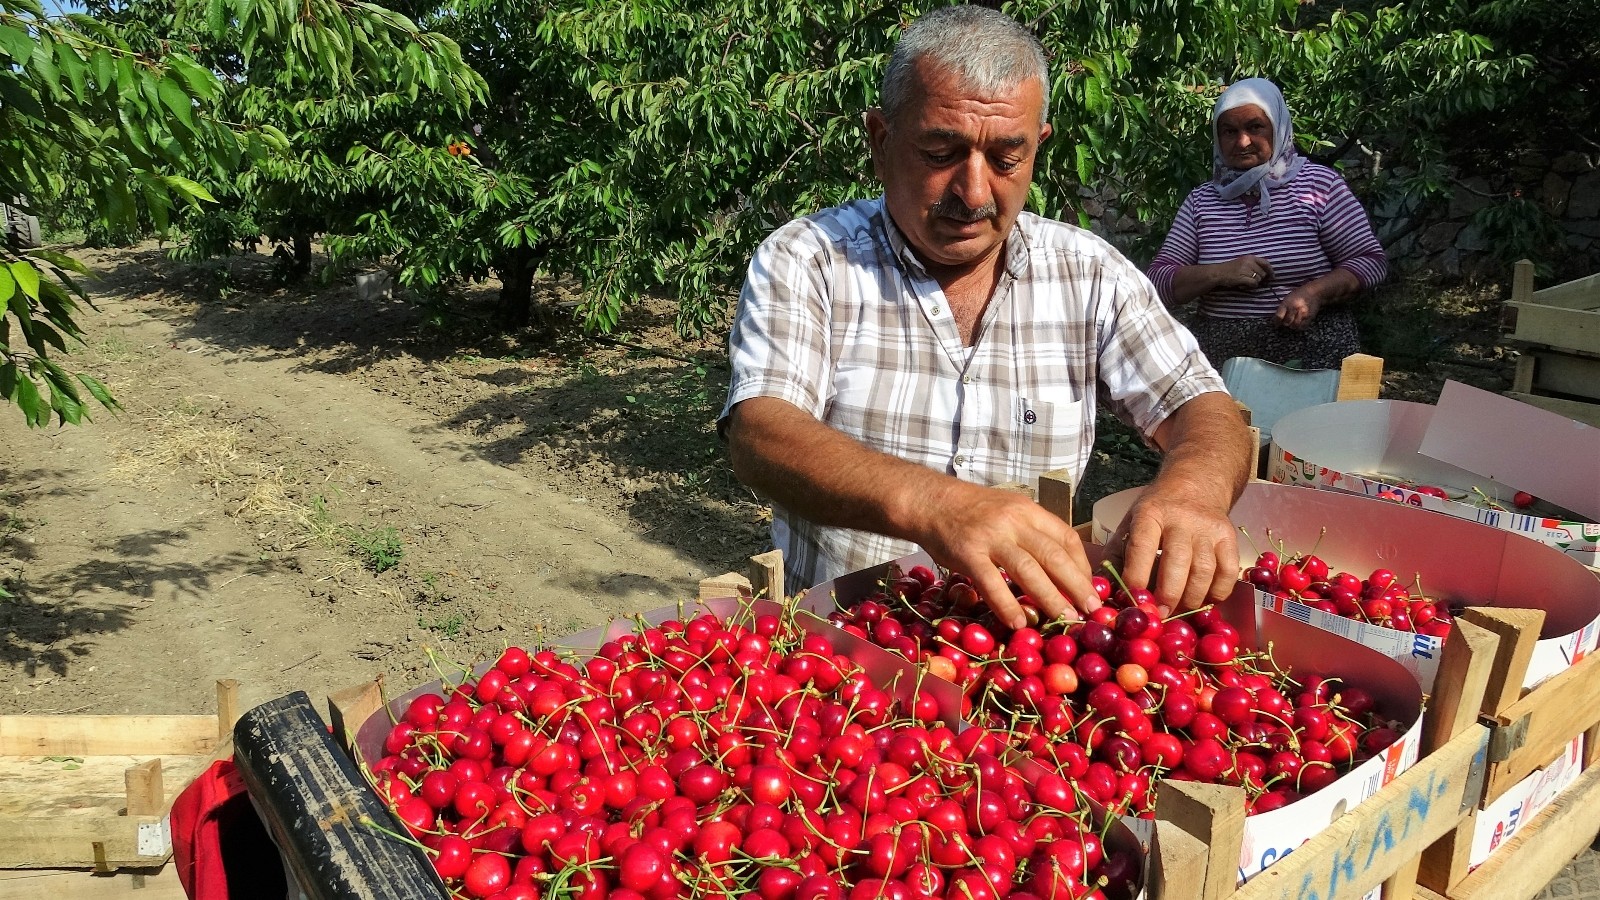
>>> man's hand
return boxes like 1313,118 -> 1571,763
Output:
1105,392 -> 1252,613
912,481 -> 1102,629
1274,288 -> 1322,330
1105,488 -> 1240,615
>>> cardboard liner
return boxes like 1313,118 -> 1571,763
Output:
353,597 -> 1145,898
1093,482 -> 1600,692
1269,398 -> 1600,565
1469,734 -> 1585,870
798,552 -> 1425,889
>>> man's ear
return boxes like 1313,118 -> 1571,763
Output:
865,107 -> 890,179
1039,122 -> 1053,145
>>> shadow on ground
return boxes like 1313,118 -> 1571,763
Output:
75,245 -> 769,577
1,516 -> 280,677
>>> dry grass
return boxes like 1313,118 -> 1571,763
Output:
104,399 -> 387,583
105,398 -> 242,494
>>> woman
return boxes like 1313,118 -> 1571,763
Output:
1148,78 -> 1387,370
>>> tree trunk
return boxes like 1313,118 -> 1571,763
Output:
496,244 -> 539,328
293,233 -> 312,278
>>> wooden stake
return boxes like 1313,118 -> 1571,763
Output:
1150,819 -> 1209,900
1038,469 -> 1073,526
1423,617 -> 1498,755
326,679 -> 386,759
1335,353 -> 1385,401
1512,259 -> 1536,305
1155,780 -> 1246,900
749,550 -> 784,601
1458,607 -> 1545,716
124,759 -> 164,818
215,679 -> 240,744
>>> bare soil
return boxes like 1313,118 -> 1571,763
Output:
0,245 -> 1515,717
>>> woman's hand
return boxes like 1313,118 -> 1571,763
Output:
1163,255 -> 1274,305
1218,255 -> 1274,290
1274,288 -> 1321,330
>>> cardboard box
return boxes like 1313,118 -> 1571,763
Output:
1093,482 -> 1600,691
1469,734 -> 1586,870
1268,382 -> 1600,565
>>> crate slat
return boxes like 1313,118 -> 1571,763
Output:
1507,301 -> 1600,353
1503,391 -> 1600,429
1483,647 -> 1600,801
0,866 -> 188,899
1448,763 -> 1600,900
0,814 -> 169,870
0,715 -> 219,758
1226,726 -> 1490,900
1530,268 -> 1600,311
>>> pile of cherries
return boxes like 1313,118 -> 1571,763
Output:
1244,550 -> 1455,637
368,605 -> 1139,900
828,565 -> 1403,818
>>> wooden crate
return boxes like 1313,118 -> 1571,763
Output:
0,866 -> 188,900
0,680 -> 240,871
1154,600 -> 1600,900
1503,259 -> 1600,425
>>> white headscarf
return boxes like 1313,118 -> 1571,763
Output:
1212,78 -> 1304,216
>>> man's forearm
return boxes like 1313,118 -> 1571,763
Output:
1149,391 -> 1253,509
725,396 -> 959,544
726,396 -> 1097,623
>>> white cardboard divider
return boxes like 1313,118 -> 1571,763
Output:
1269,394 -> 1600,565
1093,482 -> 1600,692
1423,381 -> 1600,525
798,551 -> 1424,891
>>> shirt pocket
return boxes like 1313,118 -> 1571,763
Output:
1011,391 -> 1087,477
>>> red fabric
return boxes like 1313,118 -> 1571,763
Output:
169,757 -> 286,900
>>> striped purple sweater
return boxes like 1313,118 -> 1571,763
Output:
1148,162 -> 1387,318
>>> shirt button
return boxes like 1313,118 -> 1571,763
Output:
962,374 -> 973,384
954,454 -> 966,466
931,306 -> 942,316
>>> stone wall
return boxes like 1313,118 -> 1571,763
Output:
1375,151 -> 1600,279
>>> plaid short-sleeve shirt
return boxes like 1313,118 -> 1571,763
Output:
722,196 -> 1226,591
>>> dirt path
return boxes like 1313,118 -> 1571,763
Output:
0,247 -> 755,716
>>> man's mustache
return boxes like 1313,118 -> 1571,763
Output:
931,197 -> 997,222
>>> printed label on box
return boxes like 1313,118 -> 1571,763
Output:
1470,734 -> 1585,869
1255,590 -> 1444,690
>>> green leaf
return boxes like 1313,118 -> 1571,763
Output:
9,262 -> 39,301
0,267 -> 13,313
167,55 -> 218,102
161,175 -> 217,206
28,249 -> 89,276
0,25 -> 31,61
158,75 -> 197,132
13,372 -> 43,428
76,373 -> 120,412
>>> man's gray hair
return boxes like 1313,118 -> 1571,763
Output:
880,6 -> 1049,126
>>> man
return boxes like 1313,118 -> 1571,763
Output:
720,6 -> 1252,629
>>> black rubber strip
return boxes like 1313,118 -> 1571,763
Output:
232,691 -> 445,900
